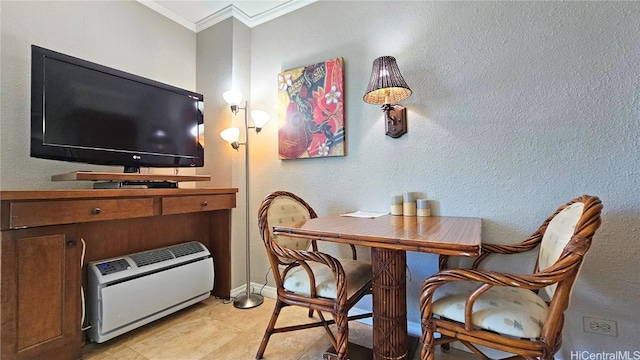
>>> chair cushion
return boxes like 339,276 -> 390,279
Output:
283,259 -> 371,299
432,281 -> 549,338
538,202 -> 584,298
268,196 -> 313,262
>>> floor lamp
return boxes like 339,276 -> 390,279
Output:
220,90 -> 270,309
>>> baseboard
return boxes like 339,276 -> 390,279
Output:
230,282 -> 277,300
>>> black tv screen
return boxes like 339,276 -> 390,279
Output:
31,45 -> 204,173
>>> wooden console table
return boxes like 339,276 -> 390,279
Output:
0,188 -> 237,360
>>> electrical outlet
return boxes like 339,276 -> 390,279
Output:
583,316 -> 618,337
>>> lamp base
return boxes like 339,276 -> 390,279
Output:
233,292 -> 264,309
383,104 -> 408,138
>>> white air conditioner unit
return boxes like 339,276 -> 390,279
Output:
86,241 -> 214,343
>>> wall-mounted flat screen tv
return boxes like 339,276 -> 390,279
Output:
31,45 -> 204,173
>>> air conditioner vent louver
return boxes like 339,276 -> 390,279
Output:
129,249 -> 174,267
168,242 -> 205,258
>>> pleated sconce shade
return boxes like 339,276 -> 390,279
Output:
363,56 -> 412,105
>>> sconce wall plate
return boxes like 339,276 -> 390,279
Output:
384,104 -> 407,138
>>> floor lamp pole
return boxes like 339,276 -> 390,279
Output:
234,101 -> 264,309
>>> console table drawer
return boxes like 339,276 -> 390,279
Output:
162,194 -> 236,215
9,198 -> 154,229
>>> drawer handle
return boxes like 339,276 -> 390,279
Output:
66,240 -> 76,247
92,207 -> 101,214
201,201 -> 208,207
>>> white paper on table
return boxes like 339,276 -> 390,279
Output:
339,211 -> 388,219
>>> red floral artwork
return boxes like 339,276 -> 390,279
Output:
277,58 -> 345,159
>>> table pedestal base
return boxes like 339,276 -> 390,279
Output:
373,247 -> 408,360
322,337 -> 420,360
323,342 -> 372,360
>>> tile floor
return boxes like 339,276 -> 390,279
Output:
83,296 -> 475,360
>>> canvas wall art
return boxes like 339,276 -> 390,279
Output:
277,57 -> 345,159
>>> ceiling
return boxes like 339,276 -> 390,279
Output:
137,0 -> 316,32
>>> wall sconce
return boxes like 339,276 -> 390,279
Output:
363,56 -> 412,138
219,90 -> 270,309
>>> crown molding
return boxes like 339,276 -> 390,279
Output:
137,0 -> 197,32
137,0 -> 317,33
196,0 -> 316,31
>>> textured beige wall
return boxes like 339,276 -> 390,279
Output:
197,18 -> 253,290
0,0 -> 196,189
1,0 -> 639,357
244,1 -> 640,357
196,19 -> 234,188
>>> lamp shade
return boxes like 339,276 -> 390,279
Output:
220,127 -> 240,144
363,56 -> 412,105
251,110 -> 271,130
223,90 -> 243,107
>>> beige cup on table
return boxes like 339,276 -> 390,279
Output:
403,192 -> 416,217
391,195 -> 403,216
417,199 -> 431,217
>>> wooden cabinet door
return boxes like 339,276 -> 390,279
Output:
1,227 -> 82,360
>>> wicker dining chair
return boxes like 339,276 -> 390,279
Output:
419,195 -> 603,360
256,191 -> 372,360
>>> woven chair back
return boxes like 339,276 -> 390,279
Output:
266,195 -> 314,264
538,201 -> 585,298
